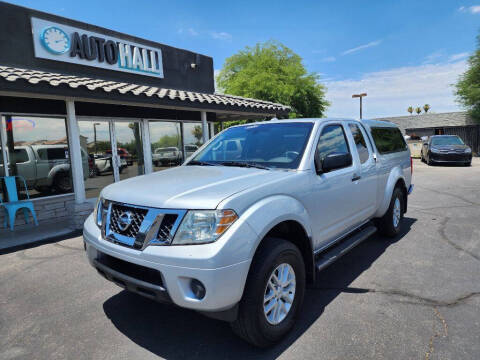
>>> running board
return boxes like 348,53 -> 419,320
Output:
315,225 -> 377,272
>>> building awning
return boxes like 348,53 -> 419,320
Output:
0,66 -> 290,119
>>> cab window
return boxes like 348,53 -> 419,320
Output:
348,124 -> 370,163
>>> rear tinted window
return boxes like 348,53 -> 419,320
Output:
37,148 -> 68,160
370,127 -> 407,154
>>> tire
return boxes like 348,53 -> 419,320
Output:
231,237 -> 305,348
464,162 -> 471,167
376,187 -> 405,238
54,172 -> 72,193
427,154 -> 433,166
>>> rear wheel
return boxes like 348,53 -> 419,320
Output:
231,237 -> 305,347
376,187 -> 405,238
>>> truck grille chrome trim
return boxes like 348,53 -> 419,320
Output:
101,201 -> 186,250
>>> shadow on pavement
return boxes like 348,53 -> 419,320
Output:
103,217 -> 416,359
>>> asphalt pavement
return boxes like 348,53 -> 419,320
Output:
1,159 -> 479,359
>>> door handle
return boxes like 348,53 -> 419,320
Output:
352,174 -> 361,182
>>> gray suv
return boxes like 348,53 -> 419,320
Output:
83,118 -> 413,347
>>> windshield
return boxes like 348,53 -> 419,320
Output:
431,136 -> 464,146
190,122 -> 314,169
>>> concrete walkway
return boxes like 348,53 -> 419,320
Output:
0,222 -> 79,252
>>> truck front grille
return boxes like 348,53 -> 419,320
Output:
104,201 -> 186,249
109,203 -> 148,238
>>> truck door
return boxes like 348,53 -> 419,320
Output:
305,123 -> 361,249
346,123 -> 377,221
13,147 -> 37,187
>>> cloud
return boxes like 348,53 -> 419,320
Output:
324,59 -> 468,118
458,5 -> 480,13
321,56 -> 336,62
341,40 -> 382,55
178,27 -> 199,36
449,52 -> 470,61
423,50 -> 445,64
210,31 -> 232,40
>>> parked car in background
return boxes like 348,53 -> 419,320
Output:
94,154 -> 127,175
0,144 -> 88,193
152,147 -> 182,166
106,148 -> 133,166
421,135 -> 472,166
84,118 -> 413,347
184,144 -> 199,159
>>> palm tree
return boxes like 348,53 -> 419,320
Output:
407,106 -> 414,115
423,104 -> 431,113
415,107 -> 422,115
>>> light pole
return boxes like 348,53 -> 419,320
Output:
352,93 -> 367,119
93,122 -> 100,155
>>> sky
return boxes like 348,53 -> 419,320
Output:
5,0 -> 480,119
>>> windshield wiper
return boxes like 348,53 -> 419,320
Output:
218,161 -> 270,170
187,160 -> 215,166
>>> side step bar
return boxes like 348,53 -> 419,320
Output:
315,224 -> 377,272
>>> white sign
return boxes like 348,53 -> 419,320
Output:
31,17 -> 164,78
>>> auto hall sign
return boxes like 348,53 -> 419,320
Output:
31,17 -> 164,78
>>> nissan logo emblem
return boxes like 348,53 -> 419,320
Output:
117,211 -> 133,231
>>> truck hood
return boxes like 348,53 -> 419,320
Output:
101,165 -> 294,209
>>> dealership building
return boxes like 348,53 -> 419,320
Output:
0,2 -> 289,232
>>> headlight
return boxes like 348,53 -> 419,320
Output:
430,147 -> 440,153
172,209 -> 238,245
465,148 -> 472,153
93,196 -> 108,228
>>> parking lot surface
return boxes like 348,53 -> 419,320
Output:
1,159 -> 479,359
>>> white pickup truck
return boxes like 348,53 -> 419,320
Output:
83,118 -> 413,347
0,144 -> 88,193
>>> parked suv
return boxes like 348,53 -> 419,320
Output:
83,118 -> 413,347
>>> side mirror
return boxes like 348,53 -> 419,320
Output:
321,152 -> 352,173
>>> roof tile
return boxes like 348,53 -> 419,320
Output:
0,65 -> 290,114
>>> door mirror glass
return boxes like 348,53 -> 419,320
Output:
322,152 -> 352,173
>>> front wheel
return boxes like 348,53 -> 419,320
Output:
376,187 -> 405,237
231,237 -> 305,347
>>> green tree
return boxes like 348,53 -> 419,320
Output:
456,34 -> 480,120
192,125 -> 203,146
407,106 -> 414,115
415,107 -> 422,115
423,104 -> 431,113
217,40 -> 329,119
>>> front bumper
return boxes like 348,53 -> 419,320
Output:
83,214 -> 255,313
430,152 -> 472,163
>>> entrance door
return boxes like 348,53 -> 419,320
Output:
78,118 -> 145,199
113,120 -> 144,182
78,119 -> 115,199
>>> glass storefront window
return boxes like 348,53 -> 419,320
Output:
149,121 -> 182,171
1,115 -> 73,200
182,123 -> 204,161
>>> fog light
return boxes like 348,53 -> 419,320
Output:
190,279 -> 206,299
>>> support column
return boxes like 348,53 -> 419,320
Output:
201,111 -> 209,143
0,114 -> 9,176
65,99 -> 86,204
142,118 -> 153,174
